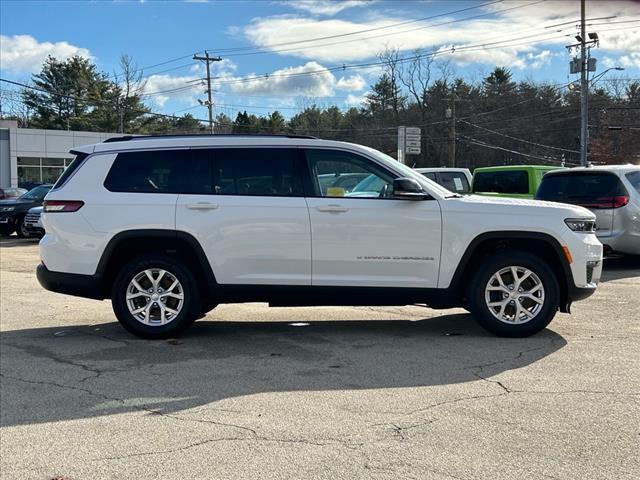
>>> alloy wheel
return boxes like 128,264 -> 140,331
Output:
484,266 -> 545,324
126,269 -> 184,326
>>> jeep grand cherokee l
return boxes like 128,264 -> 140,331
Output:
37,135 -> 603,339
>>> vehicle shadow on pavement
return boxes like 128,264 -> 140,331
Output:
601,256 -> 640,282
0,237 -> 39,248
0,313 -> 566,427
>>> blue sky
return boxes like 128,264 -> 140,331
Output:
1,0 -> 639,120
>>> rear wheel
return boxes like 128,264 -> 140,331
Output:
468,251 -> 560,337
111,255 -> 200,339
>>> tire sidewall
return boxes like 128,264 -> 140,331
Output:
17,217 -> 29,238
112,255 -> 200,339
469,252 -> 560,337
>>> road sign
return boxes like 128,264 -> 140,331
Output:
397,126 -> 421,163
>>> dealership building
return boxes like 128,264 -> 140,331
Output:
0,120 -> 118,188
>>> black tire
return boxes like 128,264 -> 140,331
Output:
16,217 -> 29,238
468,251 -> 560,337
111,255 -> 200,339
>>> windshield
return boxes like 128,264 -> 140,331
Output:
19,185 -> 51,201
626,171 -> 640,194
352,174 -> 385,193
361,146 -> 453,197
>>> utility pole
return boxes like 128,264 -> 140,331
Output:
579,0 -> 588,167
193,51 -> 222,134
446,89 -> 456,168
567,0 -> 598,167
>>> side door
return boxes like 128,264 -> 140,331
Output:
303,148 -> 442,288
175,147 -> 311,286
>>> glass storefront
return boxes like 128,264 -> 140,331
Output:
17,157 -> 72,186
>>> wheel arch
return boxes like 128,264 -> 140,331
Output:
448,231 -> 574,312
96,229 -> 216,299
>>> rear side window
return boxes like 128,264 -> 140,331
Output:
54,153 -> 88,189
536,173 -> 626,202
626,171 -> 640,194
211,148 -> 302,197
473,171 -> 529,194
104,150 -> 189,193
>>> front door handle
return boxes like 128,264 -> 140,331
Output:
187,202 -> 219,210
316,204 -> 349,213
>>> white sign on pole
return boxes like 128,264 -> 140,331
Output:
398,126 -> 421,160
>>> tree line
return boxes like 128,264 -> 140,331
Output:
2,53 -> 638,167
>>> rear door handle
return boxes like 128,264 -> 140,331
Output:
187,202 -> 219,210
316,204 -> 349,213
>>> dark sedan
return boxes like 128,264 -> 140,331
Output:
0,184 -> 53,237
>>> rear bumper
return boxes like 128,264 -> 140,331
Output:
36,263 -> 105,300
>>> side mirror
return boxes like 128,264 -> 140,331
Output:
392,177 -> 430,200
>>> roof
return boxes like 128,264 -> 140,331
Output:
544,164 -> 640,175
74,134 -> 368,155
473,165 -> 562,172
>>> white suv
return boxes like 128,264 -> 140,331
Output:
37,135 -> 603,339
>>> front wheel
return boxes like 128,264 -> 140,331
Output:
111,255 -> 200,339
468,251 -> 560,337
16,217 -> 30,238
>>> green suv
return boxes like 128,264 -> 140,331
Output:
472,165 -> 562,199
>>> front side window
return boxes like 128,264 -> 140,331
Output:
305,149 -> 394,198
473,171 -> 529,194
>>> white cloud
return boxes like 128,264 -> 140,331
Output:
142,74 -> 203,107
0,34 -> 92,73
336,74 -> 366,91
617,52 -> 640,69
280,0 -> 375,16
215,61 -> 337,97
243,0 -> 639,68
345,92 -> 368,107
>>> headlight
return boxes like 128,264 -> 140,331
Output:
0,207 -> 15,212
565,218 -> 596,233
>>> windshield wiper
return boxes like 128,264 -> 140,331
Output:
444,193 -> 464,199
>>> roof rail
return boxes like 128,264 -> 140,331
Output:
103,133 -> 318,143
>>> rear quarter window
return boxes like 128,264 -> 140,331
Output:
104,150 -> 189,193
473,171 -> 529,194
53,153 -> 88,189
626,171 -> 640,194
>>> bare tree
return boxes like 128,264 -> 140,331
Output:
114,55 -> 148,132
378,46 -> 404,120
398,48 -> 435,121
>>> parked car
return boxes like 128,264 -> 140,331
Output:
23,206 -> 45,238
415,168 -> 472,194
0,184 -> 53,237
0,187 -> 28,200
38,135 -> 602,339
318,173 -> 369,196
472,165 -> 562,199
536,165 -> 640,256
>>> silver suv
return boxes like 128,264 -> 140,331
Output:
536,165 -> 640,255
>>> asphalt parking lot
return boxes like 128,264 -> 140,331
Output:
0,237 -> 638,480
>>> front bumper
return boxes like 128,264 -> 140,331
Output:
37,263 -> 105,300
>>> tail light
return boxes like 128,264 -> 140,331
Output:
576,195 -> 629,209
43,200 -> 84,212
